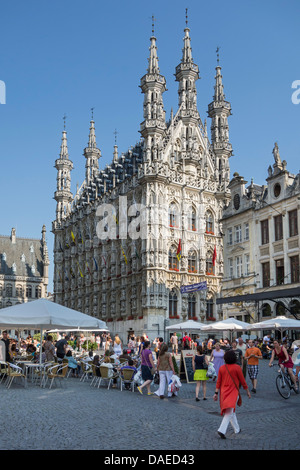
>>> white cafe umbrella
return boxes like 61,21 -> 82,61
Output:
0,299 -> 107,364
249,316 -> 300,339
166,319 -> 206,332
201,317 -> 251,332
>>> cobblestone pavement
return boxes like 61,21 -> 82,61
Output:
0,359 -> 299,451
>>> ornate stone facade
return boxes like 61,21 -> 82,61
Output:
52,22 -> 232,341
221,144 -> 300,322
0,226 -> 49,312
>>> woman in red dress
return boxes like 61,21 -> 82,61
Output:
269,340 -> 299,392
214,349 -> 251,439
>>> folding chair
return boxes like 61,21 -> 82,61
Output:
99,366 -> 119,389
6,363 -> 26,389
120,367 -> 136,392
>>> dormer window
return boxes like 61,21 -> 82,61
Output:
273,183 -> 281,198
233,193 -> 240,210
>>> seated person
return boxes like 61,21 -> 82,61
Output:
101,356 -> 118,386
120,359 -> 137,376
119,349 -> 132,363
120,359 -> 137,390
65,350 -> 81,376
34,347 -> 46,363
92,355 -> 102,377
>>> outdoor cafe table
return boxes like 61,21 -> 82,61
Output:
16,361 -> 47,386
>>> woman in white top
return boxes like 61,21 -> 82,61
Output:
113,334 -> 122,357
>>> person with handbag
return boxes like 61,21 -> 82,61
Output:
192,345 -> 209,401
137,341 -> 156,396
213,349 -> 251,439
154,343 -> 175,399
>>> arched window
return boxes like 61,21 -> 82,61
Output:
206,299 -> 214,320
16,285 -> 23,297
290,299 -> 300,316
187,207 -> 196,231
35,286 -> 42,299
188,250 -> 197,273
26,286 -> 32,298
6,284 -> 13,297
169,290 -> 178,318
188,294 -> 196,319
169,247 -> 179,271
206,252 -> 214,275
205,211 -> 214,234
262,303 -> 271,317
276,302 -> 286,316
169,203 -> 179,228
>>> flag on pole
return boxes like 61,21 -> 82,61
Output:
176,239 -> 182,261
102,255 -> 107,266
64,268 -> 69,281
77,261 -> 84,278
212,246 -> 217,266
121,245 -> 128,264
70,267 -> 76,279
71,231 -> 76,245
93,257 -> 98,272
86,261 -> 91,274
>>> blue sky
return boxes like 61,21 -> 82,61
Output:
0,0 -> 299,291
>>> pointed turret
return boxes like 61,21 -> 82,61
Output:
84,117 -> 101,185
208,54 -> 232,188
140,18 -> 167,162
175,10 -> 199,116
54,124 -> 73,223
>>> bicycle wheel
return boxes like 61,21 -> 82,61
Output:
276,374 -> 291,399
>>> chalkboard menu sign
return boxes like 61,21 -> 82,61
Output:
180,350 -> 196,383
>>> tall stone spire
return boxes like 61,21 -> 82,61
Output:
175,9 -> 199,116
208,52 -> 232,187
140,17 -> 167,162
84,114 -> 101,186
54,122 -> 73,223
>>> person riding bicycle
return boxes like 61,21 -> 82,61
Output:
269,340 -> 299,393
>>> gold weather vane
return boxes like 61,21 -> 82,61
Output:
185,8 -> 188,27
63,114 -> 67,130
216,46 -> 220,65
149,15 -> 156,35
91,107 -> 95,120
114,128 -> 118,146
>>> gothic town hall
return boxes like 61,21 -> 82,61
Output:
52,20 -> 233,339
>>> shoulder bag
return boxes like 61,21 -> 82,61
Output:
225,365 -> 242,406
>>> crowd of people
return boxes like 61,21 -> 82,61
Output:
1,328 -> 299,440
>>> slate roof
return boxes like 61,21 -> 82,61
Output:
0,230 -> 44,278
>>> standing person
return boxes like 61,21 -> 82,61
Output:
210,343 -> 225,378
137,341 -> 156,396
1,331 -> 12,362
44,335 -> 56,362
213,349 -> 251,439
192,345 -> 209,401
55,335 -> 70,360
154,343 -> 175,399
236,337 -> 247,378
101,332 -> 107,351
138,336 -> 145,356
182,332 -> 191,350
113,334 -> 122,357
170,333 -> 178,355
95,334 -> 101,351
244,339 -> 263,393
231,340 -> 243,369
128,336 -> 136,355
268,340 -> 299,392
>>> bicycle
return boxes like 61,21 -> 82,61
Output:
272,363 -> 298,399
